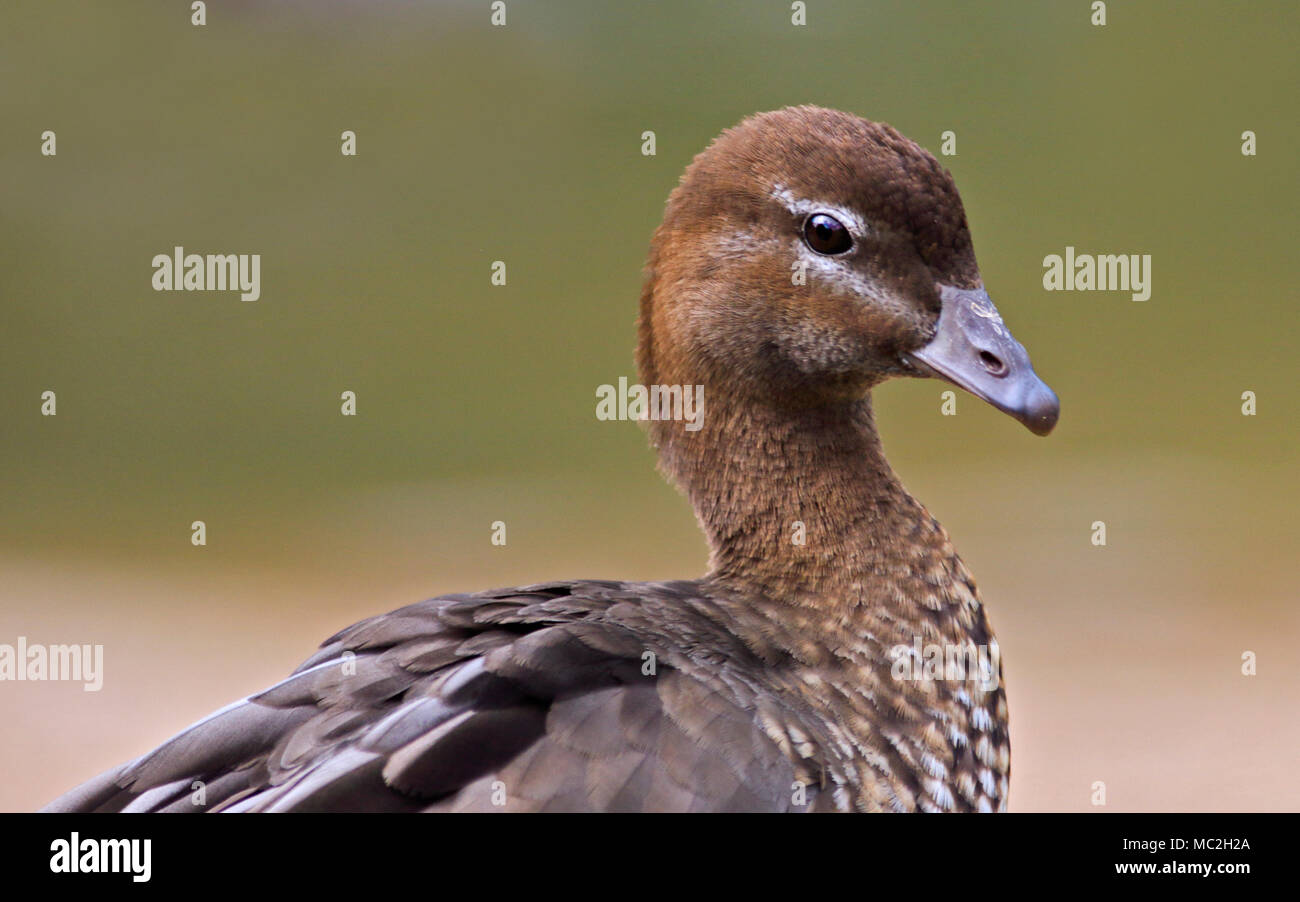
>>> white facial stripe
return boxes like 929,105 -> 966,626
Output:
720,226 -> 911,319
766,185 -> 912,317
771,183 -> 869,238
718,228 -> 878,297
797,244 -> 888,301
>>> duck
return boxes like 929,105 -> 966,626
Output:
46,106 -> 1057,813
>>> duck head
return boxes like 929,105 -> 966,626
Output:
637,105 -> 1058,437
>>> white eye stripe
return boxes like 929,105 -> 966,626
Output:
768,185 -> 915,314
797,245 -> 912,317
796,243 -> 883,300
718,227 -> 911,318
771,183 -> 869,238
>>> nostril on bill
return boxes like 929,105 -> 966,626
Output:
978,350 -> 1007,376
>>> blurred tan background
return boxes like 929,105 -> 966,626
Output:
2,1 -> 1296,811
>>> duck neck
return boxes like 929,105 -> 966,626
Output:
658,391 -> 939,610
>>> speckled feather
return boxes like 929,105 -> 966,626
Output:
48,576 -> 1005,812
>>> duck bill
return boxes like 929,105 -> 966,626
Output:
904,285 -> 1059,436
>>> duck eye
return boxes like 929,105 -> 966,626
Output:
802,213 -> 853,255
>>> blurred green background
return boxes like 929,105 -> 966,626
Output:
2,1 -> 1296,811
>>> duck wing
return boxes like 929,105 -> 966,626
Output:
43,580 -> 804,813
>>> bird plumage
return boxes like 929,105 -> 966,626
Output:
50,577 -> 1005,812
47,106 -> 1053,813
